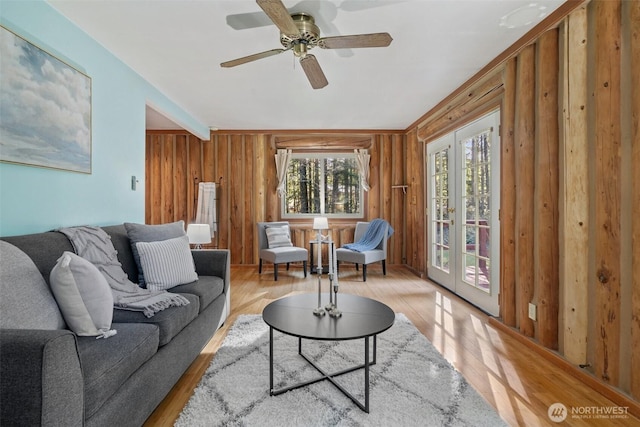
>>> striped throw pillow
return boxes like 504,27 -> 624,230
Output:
265,225 -> 293,248
135,235 -> 198,291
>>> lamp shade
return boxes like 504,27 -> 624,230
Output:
312,217 -> 329,230
186,224 -> 211,245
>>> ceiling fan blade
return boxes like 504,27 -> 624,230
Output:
220,48 -> 287,68
319,32 -> 393,49
299,54 -> 328,89
256,0 -> 300,38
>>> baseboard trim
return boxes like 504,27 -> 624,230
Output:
488,318 -> 640,419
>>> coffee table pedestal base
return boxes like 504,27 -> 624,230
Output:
269,328 -> 377,413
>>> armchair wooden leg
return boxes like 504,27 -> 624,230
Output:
274,264 -> 278,281
259,259 -> 263,274
382,260 -> 387,275
363,264 -> 367,282
303,261 -> 307,277
286,262 -> 290,271
356,263 -> 359,271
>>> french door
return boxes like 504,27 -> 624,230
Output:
426,110 -> 500,316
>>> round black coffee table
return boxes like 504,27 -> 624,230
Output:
262,293 -> 395,413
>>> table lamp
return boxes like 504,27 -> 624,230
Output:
186,224 -> 211,249
312,216 -> 329,241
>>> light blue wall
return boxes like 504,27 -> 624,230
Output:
0,0 -> 209,236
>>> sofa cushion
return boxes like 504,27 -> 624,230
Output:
101,225 -> 139,284
124,221 -> 186,287
0,241 -> 66,330
111,293 -> 199,346
76,322 -> 159,419
170,276 -> 224,314
135,235 -> 197,291
1,231 -> 75,286
49,252 -> 116,337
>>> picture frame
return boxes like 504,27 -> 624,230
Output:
0,25 -> 92,174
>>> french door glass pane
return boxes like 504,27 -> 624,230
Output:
431,146 -> 450,274
461,128 -> 492,294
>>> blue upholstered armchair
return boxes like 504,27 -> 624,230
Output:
336,221 -> 390,281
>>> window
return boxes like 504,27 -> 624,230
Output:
282,153 -> 363,218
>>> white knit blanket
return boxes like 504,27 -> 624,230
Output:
59,226 -> 190,317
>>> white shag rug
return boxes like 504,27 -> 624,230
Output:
175,314 -> 507,427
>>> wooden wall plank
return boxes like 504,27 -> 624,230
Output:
630,0 -> 640,400
560,4 -> 589,365
368,137 -> 381,219
254,135 -> 266,261
535,29 -> 560,349
187,136 -> 201,222
174,136 -> 188,224
417,72 -> 505,141
229,135 -> 244,264
514,44 -> 536,337
202,140 -> 215,183
391,134 -> 405,265
146,135 -> 161,224
265,138 -> 278,222
406,128 -> 424,273
592,0 -> 622,385
217,135 -> 229,251
500,58 -> 517,327
244,136 -> 255,264
381,135 -> 393,225
161,136 -> 174,223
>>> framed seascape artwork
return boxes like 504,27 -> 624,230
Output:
0,25 -> 92,174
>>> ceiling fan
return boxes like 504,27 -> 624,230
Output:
220,0 -> 393,89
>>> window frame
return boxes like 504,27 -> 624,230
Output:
280,151 -> 365,220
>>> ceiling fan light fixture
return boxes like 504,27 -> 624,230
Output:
293,41 -> 309,58
280,12 -> 320,50
221,0 -> 393,89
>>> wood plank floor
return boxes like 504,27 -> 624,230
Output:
144,265 -> 638,426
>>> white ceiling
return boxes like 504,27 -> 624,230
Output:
48,0 -> 565,132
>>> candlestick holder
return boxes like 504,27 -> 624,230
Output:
313,265 -> 326,316
312,217 -> 329,317
327,237 -> 341,318
328,285 -> 342,318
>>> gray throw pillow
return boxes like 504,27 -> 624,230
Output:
49,252 -> 116,338
136,235 -> 198,291
124,221 -> 186,287
265,225 -> 293,248
0,241 -> 66,330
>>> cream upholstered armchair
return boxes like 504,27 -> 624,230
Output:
257,222 -> 308,281
336,220 -> 391,282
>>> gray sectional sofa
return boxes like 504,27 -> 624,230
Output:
0,224 -> 230,426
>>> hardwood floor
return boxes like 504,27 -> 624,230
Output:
144,265 -> 638,426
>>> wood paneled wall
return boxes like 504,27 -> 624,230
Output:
412,0 -> 639,403
145,131 -> 407,267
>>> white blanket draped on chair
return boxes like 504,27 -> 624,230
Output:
195,182 -> 217,237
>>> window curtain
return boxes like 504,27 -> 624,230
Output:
355,149 -> 371,191
275,149 -> 292,197
195,182 -> 216,236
